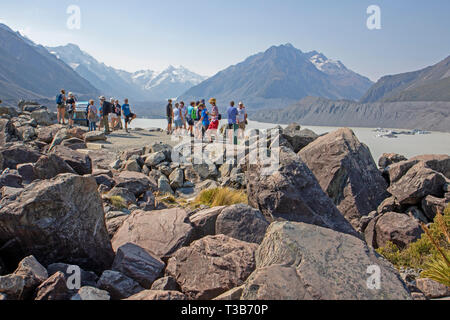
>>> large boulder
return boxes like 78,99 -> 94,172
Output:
299,128 -> 388,228
51,146 -> 92,175
416,278 -> 450,299
169,168 -> 184,189
33,154 -> 76,180
215,204 -> 269,244
112,209 -> 194,259
0,174 -> 114,273
241,222 -> 412,300
0,144 -> 41,169
84,131 -> 106,142
373,212 -> 423,249
388,162 -> 447,206
13,256 -> 48,299
421,196 -> 448,221
144,152 -> 166,168
282,124 -> 319,153
166,235 -> 258,300
97,270 -> 144,300
112,243 -> 165,288
190,206 -> 227,240
34,272 -> 71,301
37,125 -> 62,144
0,119 -> 18,145
114,171 -> 157,197
47,263 -> 98,287
388,154 -> 450,184
246,147 -> 357,236
0,170 -> 23,189
0,274 -> 26,300
378,153 -> 407,170
30,109 -> 54,126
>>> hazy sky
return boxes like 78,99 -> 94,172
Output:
1,0 -> 449,81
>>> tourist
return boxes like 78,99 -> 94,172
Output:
99,96 -> 112,134
207,98 -> 220,142
87,100 -> 98,131
122,98 -> 136,133
194,101 -> 201,138
199,104 -> 210,141
237,101 -> 248,140
173,103 -> 183,134
115,100 -> 123,130
166,99 -> 173,135
180,101 -> 187,131
227,101 -> 239,145
186,101 -> 195,137
66,92 -> 76,128
56,89 -> 66,125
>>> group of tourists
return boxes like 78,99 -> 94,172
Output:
166,98 -> 248,144
56,89 -> 137,134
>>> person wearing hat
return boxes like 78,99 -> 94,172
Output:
207,98 -> 220,142
237,102 -> 248,140
99,96 -> 112,134
166,99 -> 173,135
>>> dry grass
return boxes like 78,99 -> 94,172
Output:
194,187 -> 248,207
109,195 -> 127,210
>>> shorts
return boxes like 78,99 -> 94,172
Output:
174,119 -> 183,128
227,123 -> 239,131
167,117 -> 172,124
125,113 -> 135,123
238,122 -> 246,130
110,113 -> 118,120
57,103 -> 66,110
67,111 -> 74,120
208,120 -> 219,130
187,119 -> 194,126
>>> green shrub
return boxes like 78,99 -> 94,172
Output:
194,188 -> 248,207
376,204 -> 450,286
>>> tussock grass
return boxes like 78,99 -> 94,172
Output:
377,204 -> 450,286
194,187 -> 248,207
109,195 -> 127,210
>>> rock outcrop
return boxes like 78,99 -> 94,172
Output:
299,128 -> 388,227
241,222 -> 412,300
0,174 -> 114,273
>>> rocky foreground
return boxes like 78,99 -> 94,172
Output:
0,103 -> 449,301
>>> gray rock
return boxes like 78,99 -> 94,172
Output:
114,171 -> 157,197
0,143 -> 41,169
299,128 -> 389,228
51,145 -> 93,175
416,278 -> 450,299
47,263 -> 98,288
247,147 -> 357,236
378,153 -> 408,169
71,286 -> 110,300
0,274 -> 26,300
282,124 -> 319,153
241,221 -> 412,300
30,109 -> 54,126
145,152 -> 166,167
123,159 -> 142,173
374,212 -> 423,249
34,153 -> 76,179
97,270 -> 144,300
158,175 -> 174,195
150,276 -> 180,291
112,243 -> 165,288
166,235 -> 258,300
421,195 -> 448,221
216,204 -> 269,244
112,209 -> 194,259
106,187 -> 137,206
0,174 -> 114,274
190,206 -> 227,240
34,272 -> 70,301
169,168 -> 184,189
84,131 -> 106,142
13,255 -> 48,298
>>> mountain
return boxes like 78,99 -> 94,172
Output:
0,24 -> 98,102
47,44 -> 206,101
181,44 -> 373,109
360,55 -> 450,103
251,96 -> 450,132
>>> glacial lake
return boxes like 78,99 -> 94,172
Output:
130,119 -> 450,162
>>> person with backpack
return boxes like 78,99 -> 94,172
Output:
87,100 -> 98,131
115,100 -> 123,130
99,96 -> 112,134
237,101 -> 248,140
199,103 -> 210,141
227,101 -> 239,145
56,89 -> 66,125
122,98 -> 136,133
186,101 -> 195,137
193,101 -> 201,138
66,92 -> 77,128
173,103 -> 183,135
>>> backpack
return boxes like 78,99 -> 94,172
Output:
192,107 -> 198,120
56,94 -> 63,105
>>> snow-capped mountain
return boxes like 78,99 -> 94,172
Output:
306,51 -> 350,76
46,44 -> 206,101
